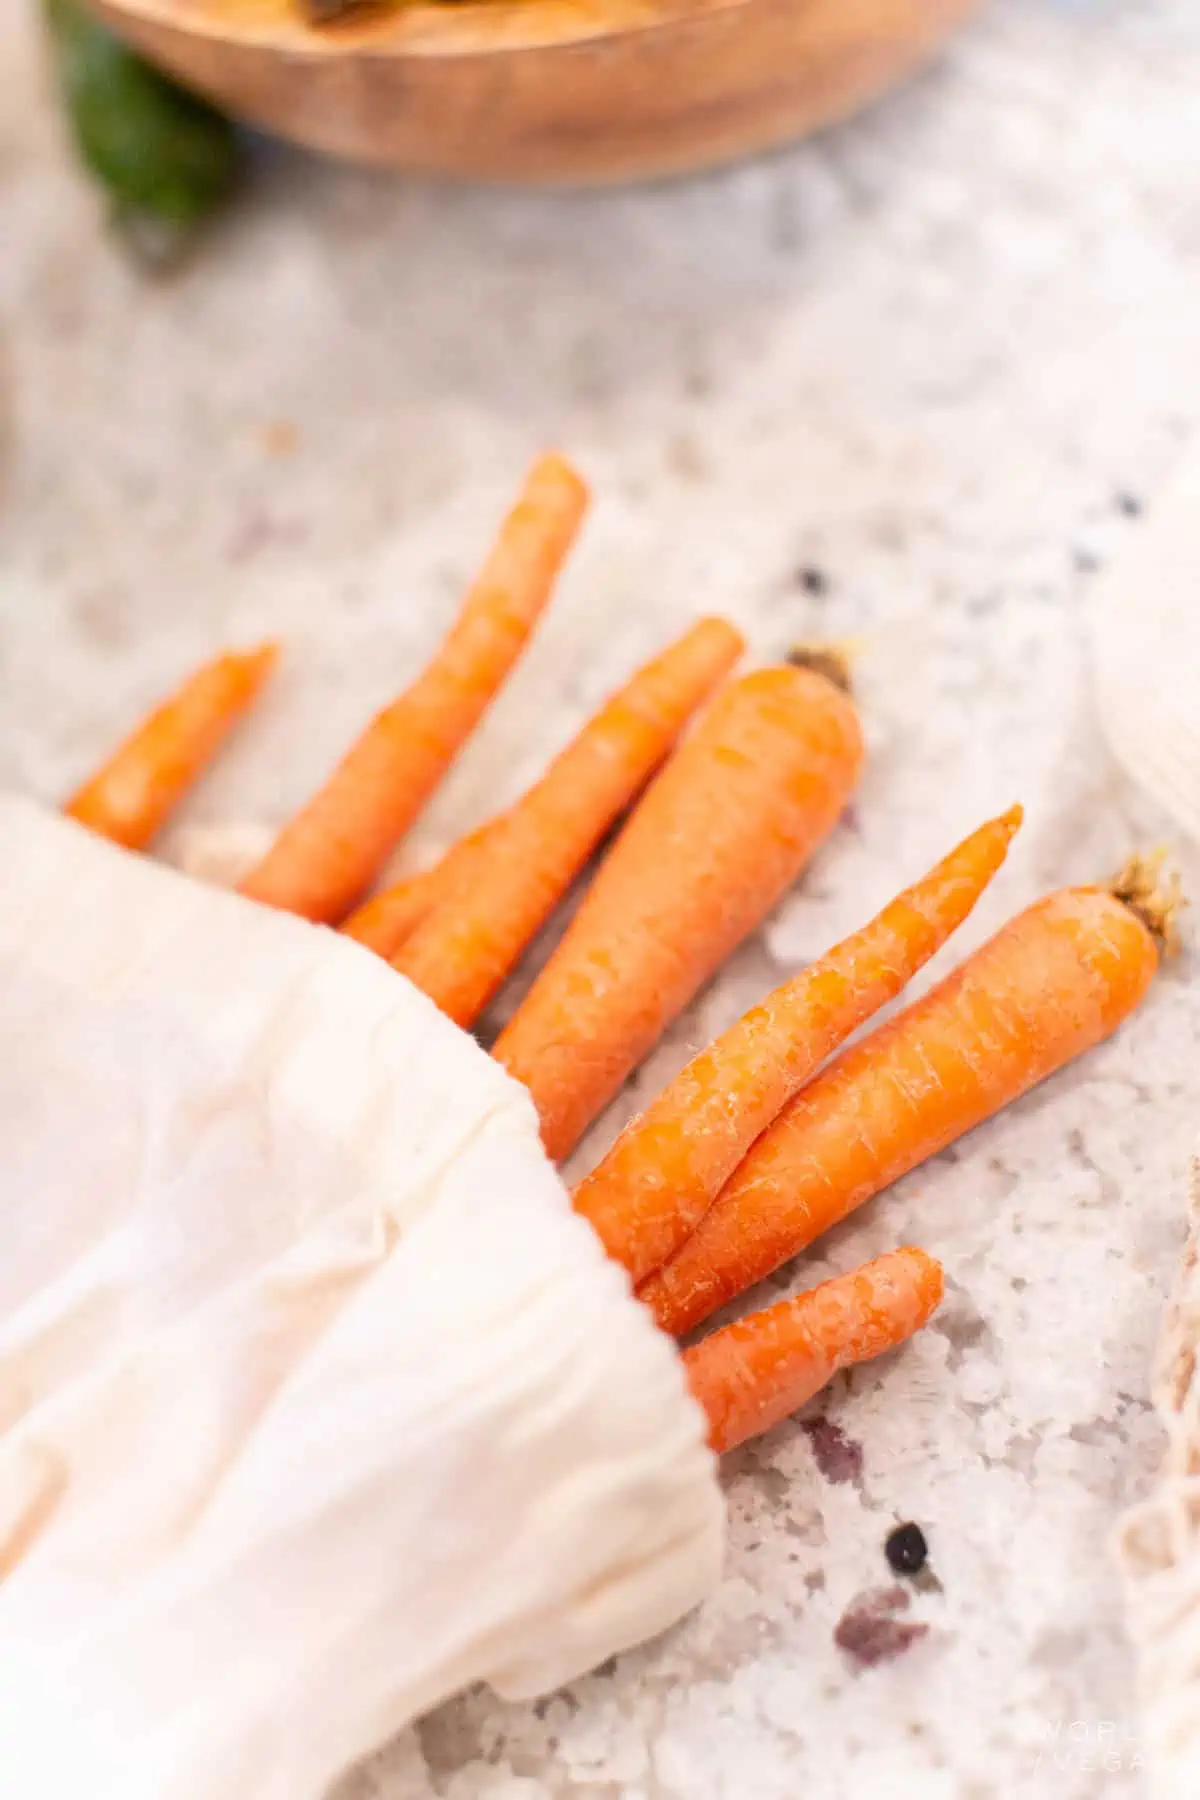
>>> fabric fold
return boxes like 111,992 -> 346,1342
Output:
0,797 -> 723,1800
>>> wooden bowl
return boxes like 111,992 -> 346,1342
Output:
93,0 -> 981,184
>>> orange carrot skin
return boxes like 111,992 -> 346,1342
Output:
574,806 -> 1023,1284
340,819 -> 499,959
494,664 -> 865,1161
239,454 -> 587,924
685,1247 -> 944,1453
394,618 -> 745,1027
339,870 -> 441,959
642,886 -> 1159,1337
64,643 -> 279,851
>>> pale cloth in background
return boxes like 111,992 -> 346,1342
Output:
1096,449 -> 1200,1799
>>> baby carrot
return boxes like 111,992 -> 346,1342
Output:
340,819 -> 499,959
64,642 -> 279,851
348,622 -> 740,971
574,806 -> 1022,1285
493,661 -> 865,1161
339,868 -> 442,958
394,618 -> 745,1027
239,453 -> 588,923
684,1248 -> 945,1454
642,860 -> 1175,1337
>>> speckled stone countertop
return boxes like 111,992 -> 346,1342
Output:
4,2 -> 1200,1795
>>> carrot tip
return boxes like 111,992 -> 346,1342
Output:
786,642 -> 855,694
1000,802 -> 1025,837
1110,850 -> 1185,955
903,1245 -> 946,1313
240,641 -> 282,681
530,451 -> 590,509
685,1245 -> 946,1454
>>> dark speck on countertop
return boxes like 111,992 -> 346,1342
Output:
885,1521 -> 929,1577
794,564 -> 831,597
835,1586 -> 929,1669
802,1416 -> 864,1485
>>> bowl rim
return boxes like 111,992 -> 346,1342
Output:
101,0 -> 939,65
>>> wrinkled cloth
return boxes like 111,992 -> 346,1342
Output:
0,798 -> 723,1800
1096,451 -> 1200,1796
1116,1159 -> 1200,1800
1092,445 -> 1200,846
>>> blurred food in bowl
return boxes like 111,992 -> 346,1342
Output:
84,0 -> 982,185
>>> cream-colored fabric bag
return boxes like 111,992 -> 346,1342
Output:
1115,1163 -> 1200,1800
0,797 -> 723,1800
1092,446 -> 1200,847
1095,447 -> 1200,1797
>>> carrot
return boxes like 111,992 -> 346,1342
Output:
684,1247 -> 945,1453
641,859 -> 1177,1337
339,868 -> 443,959
341,622 -> 741,972
394,618 -> 745,1027
64,642 -> 279,851
238,454 -> 588,923
340,819 -> 499,959
493,661 -> 865,1161
574,806 -> 1023,1285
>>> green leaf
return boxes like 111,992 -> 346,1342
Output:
45,0 -> 241,235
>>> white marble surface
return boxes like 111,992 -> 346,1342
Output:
4,2 -> 1200,1795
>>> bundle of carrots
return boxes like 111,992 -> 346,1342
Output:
62,454 -> 1179,1459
